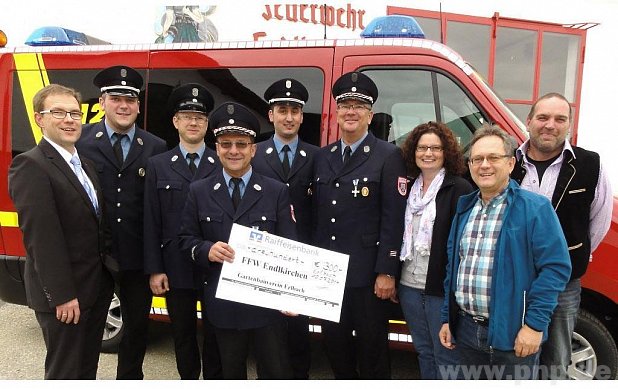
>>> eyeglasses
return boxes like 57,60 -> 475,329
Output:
337,104 -> 370,112
416,145 -> 443,153
177,114 -> 207,124
39,109 -> 83,120
469,154 -> 512,166
217,141 -> 253,150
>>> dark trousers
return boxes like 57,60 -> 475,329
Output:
35,273 -> 113,379
166,288 -> 200,379
215,322 -> 291,379
166,288 -> 223,379
322,286 -> 391,379
200,308 -> 223,379
285,314 -> 311,379
256,314 -> 311,379
116,270 -> 152,379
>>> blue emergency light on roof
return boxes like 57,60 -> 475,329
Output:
361,15 -> 425,39
25,26 -> 88,46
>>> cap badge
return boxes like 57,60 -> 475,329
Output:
364,145 -> 370,153
351,72 -> 358,82
286,80 -> 292,88
192,98 -> 198,103
351,86 -> 357,92
228,119 -> 235,124
121,68 -> 127,77
227,104 -> 234,115
171,155 -> 178,162
286,92 -> 291,96
192,88 -> 199,96
214,183 -> 221,190
208,156 -> 215,164
121,81 -> 127,86
300,150 -> 307,157
266,147 -> 274,154
95,131 -> 103,138
138,168 -> 146,177
137,137 -> 144,146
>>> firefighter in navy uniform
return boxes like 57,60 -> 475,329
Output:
252,78 -> 318,379
143,83 -> 222,379
179,102 -> 296,379
312,72 -> 407,379
76,65 -> 167,379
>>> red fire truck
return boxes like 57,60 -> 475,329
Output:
0,20 -> 616,379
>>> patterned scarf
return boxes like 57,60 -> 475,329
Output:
400,168 -> 445,261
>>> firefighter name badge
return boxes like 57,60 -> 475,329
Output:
138,167 -> 146,177
397,177 -> 407,196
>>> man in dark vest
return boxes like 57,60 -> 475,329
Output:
511,92 -> 613,379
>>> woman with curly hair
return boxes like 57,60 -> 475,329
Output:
398,121 -> 473,379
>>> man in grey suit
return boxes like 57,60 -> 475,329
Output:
9,84 -> 115,379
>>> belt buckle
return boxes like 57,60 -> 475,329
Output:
471,315 -> 488,325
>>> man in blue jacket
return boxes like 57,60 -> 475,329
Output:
439,125 -> 571,380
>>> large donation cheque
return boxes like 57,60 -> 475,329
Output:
216,224 -> 349,322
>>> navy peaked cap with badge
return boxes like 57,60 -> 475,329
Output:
168,83 -> 214,115
264,78 -> 309,107
332,71 -> 378,105
210,102 -> 259,138
94,65 -> 143,97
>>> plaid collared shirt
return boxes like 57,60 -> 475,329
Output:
455,189 -> 508,318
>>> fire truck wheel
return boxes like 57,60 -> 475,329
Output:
568,309 -> 618,380
101,292 -> 124,353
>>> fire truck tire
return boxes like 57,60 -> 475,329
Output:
101,292 -> 124,353
568,309 -> 618,380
